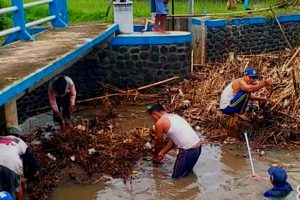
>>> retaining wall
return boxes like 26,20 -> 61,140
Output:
192,14 -> 300,62
17,32 -> 192,123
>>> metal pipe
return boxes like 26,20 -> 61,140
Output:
24,0 -> 53,9
171,0 -> 174,31
0,26 -> 21,37
25,15 -> 55,28
0,6 -> 18,15
188,0 -> 194,31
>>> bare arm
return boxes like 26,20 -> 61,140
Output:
69,80 -> 76,107
154,121 -> 164,156
48,88 -> 59,113
250,94 -> 267,101
239,80 -> 266,93
160,140 -> 174,155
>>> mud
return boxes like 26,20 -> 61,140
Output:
20,105 -> 300,200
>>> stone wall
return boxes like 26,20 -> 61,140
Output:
206,21 -> 300,62
16,43 -> 192,123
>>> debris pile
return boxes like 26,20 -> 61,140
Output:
24,120 -> 152,200
158,49 -> 300,148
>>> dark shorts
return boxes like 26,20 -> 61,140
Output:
53,93 -> 71,123
221,90 -> 250,115
151,0 -> 156,13
0,165 -> 21,199
155,0 -> 168,15
172,146 -> 202,179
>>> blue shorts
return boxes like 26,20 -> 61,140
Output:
0,165 -> 21,199
155,0 -> 168,15
172,146 -> 202,178
264,183 -> 293,198
221,90 -> 250,115
151,0 -> 156,13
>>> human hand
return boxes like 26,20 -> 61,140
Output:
152,154 -> 163,163
261,97 -> 268,102
263,80 -> 271,87
157,151 -> 164,161
34,170 -> 40,177
55,112 -> 63,120
69,105 -> 74,113
150,125 -> 155,133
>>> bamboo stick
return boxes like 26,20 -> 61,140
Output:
282,46 -> 300,71
168,4 -> 284,18
270,8 -> 292,50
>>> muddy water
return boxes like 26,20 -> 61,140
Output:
20,105 -> 300,200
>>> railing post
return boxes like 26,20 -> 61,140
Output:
49,0 -> 68,28
11,0 -> 34,41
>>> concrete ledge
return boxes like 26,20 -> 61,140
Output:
205,19 -> 227,28
109,31 -> 192,46
230,17 -> 267,25
0,24 -> 119,107
192,18 -> 202,26
278,14 -> 300,23
192,14 -> 300,27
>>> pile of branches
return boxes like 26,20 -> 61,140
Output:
24,119 -> 151,200
158,48 -> 300,149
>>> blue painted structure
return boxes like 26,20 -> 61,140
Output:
109,31 -> 191,46
0,24 -> 119,107
192,14 -> 300,28
0,0 -> 68,45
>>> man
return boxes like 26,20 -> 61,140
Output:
220,67 -> 271,120
0,135 -> 39,200
153,0 -> 169,33
147,103 -> 204,179
48,76 -> 76,129
264,166 -> 293,198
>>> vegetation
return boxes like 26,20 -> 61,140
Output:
0,0 -> 299,26
0,0 -> 10,30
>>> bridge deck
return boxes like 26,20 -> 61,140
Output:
0,23 -> 110,91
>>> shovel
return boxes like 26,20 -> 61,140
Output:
244,132 -> 260,180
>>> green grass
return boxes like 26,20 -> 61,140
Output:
1,0 -> 300,27
1,0 -> 299,44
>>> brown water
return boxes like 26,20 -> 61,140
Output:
20,105 -> 300,200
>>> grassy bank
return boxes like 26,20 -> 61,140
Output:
1,0 -> 300,25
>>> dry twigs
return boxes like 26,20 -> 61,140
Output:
24,119 -> 152,200
157,48 -> 300,149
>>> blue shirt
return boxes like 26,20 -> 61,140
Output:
264,182 -> 293,198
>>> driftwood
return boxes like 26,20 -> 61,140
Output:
156,49 -> 300,149
282,46 -> 300,71
77,76 -> 179,104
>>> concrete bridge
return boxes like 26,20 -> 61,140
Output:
0,0 -> 193,134
0,0 -> 119,133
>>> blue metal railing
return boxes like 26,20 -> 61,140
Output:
0,0 -> 67,44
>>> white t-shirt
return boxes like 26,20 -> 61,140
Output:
220,82 -> 235,109
0,136 -> 28,175
164,114 -> 200,149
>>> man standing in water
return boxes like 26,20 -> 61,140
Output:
147,103 -> 204,178
220,67 -> 271,120
48,76 -> 76,130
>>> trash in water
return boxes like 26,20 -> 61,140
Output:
47,153 -> 56,161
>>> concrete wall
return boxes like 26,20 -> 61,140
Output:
192,14 -> 300,62
16,32 -> 192,123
